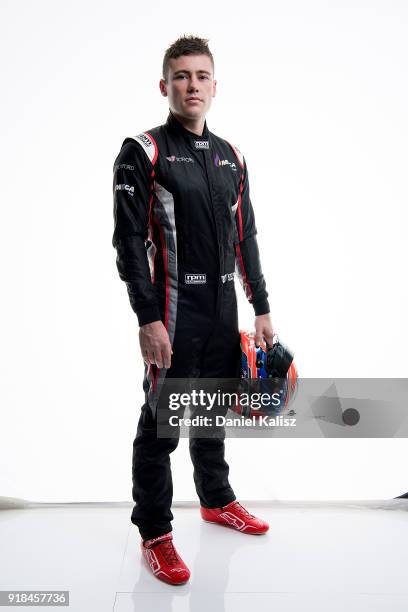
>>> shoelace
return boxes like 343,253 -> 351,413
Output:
229,501 -> 255,518
155,540 -> 179,565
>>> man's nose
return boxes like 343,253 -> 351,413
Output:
187,76 -> 200,91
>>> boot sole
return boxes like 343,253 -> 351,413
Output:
202,518 -> 268,535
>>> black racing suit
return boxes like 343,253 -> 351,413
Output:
112,110 -> 270,539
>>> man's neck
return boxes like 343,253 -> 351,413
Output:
172,111 -> 205,136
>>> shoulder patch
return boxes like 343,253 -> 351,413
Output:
226,141 -> 244,169
129,131 -> 159,166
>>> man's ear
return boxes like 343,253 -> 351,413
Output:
159,78 -> 168,97
212,79 -> 217,98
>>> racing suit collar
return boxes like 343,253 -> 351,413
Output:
166,110 -> 210,142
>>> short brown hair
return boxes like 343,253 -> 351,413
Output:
162,35 -> 214,81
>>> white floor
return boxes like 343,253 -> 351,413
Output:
0,501 -> 408,611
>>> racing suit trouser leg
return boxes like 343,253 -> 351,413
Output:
130,328 -> 205,540
188,310 -> 241,509
130,401 -> 180,540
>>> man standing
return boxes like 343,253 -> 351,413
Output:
112,36 -> 274,585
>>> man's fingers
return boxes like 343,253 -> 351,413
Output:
142,346 -> 157,367
163,344 -> 172,369
156,343 -> 172,369
145,345 -> 172,369
139,321 -> 172,368
146,349 -> 155,366
264,332 -> 275,347
147,348 -> 161,368
255,325 -> 275,348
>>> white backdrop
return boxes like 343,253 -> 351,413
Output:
1,0 -> 407,503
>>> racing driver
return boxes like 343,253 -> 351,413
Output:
112,35 -> 275,586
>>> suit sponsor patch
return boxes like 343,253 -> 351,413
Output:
185,273 -> 206,284
221,272 -> 235,283
166,155 -> 194,163
115,163 -> 135,171
194,140 -> 209,149
115,184 -> 134,195
137,133 -> 153,147
214,153 -> 237,171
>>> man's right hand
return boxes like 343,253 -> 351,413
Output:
139,320 -> 173,369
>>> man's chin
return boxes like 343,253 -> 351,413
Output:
181,104 -> 207,118
171,106 -> 208,123
182,109 -> 202,119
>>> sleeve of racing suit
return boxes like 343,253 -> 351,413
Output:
234,157 -> 270,316
112,140 -> 161,326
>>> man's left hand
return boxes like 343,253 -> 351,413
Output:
254,313 -> 275,348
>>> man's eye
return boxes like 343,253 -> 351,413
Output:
200,75 -> 209,79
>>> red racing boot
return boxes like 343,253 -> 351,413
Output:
200,500 -> 269,534
140,532 -> 191,585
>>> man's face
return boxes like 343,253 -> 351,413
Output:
160,54 -> 216,120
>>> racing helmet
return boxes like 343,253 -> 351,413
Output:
231,330 -> 298,418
